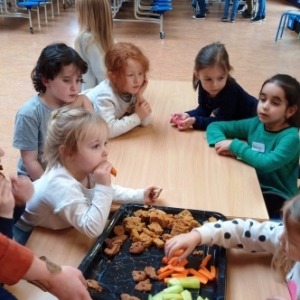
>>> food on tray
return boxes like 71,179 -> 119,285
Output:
147,222 -> 163,235
124,217 -> 146,233
134,278 -> 152,292
86,279 -> 103,293
144,266 -> 158,280
111,167 -> 117,177
113,225 -> 125,236
104,233 -> 128,256
129,241 -> 145,254
132,270 -> 147,282
152,188 -> 163,198
193,250 -> 204,256
120,294 -> 141,300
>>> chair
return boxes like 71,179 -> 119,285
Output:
16,0 -> 41,33
275,9 -> 300,42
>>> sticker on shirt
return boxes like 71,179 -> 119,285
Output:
287,280 -> 298,300
252,142 -> 265,153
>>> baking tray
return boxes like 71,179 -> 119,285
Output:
78,204 -> 227,300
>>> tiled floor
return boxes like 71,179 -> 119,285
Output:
0,0 -> 299,174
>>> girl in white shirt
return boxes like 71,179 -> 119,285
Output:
75,0 -> 114,91
165,193 -> 300,300
86,42 -> 153,138
15,107 -> 160,242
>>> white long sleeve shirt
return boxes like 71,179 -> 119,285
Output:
75,32 -> 106,90
17,164 -> 144,238
196,218 -> 300,300
86,79 -> 152,138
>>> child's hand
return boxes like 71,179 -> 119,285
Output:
0,178 -> 15,218
144,186 -> 161,204
266,297 -> 288,300
93,161 -> 113,187
10,175 -> 34,206
165,231 -> 202,261
135,99 -> 152,121
215,140 -> 233,155
136,77 -> 148,98
170,113 -> 188,126
177,117 -> 196,131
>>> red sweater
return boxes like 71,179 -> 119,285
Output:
0,233 -> 34,285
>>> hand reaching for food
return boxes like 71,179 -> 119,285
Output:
144,187 -> 163,204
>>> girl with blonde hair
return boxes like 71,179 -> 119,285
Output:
15,106 -> 160,243
75,0 -> 114,90
165,193 -> 300,300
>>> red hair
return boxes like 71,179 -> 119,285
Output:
105,42 -> 149,93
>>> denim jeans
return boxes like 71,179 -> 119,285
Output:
193,0 -> 205,14
13,224 -> 32,246
0,285 -> 18,300
256,0 -> 266,17
223,0 -> 239,19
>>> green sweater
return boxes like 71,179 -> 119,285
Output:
207,117 -> 299,199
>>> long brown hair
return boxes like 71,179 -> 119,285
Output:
75,0 -> 114,54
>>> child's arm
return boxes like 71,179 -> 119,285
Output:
21,150 -> 44,181
165,218 -> 282,261
67,95 -> 94,112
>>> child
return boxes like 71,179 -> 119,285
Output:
165,193 -> 300,300
13,43 -> 92,182
86,42 -> 152,139
15,106 -> 160,243
170,42 -> 257,131
75,0 -> 114,91
221,0 -> 239,22
207,74 -> 300,216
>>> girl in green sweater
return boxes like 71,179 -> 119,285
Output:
207,74 -> 300,218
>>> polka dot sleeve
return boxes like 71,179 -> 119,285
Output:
193,218 -> 284,254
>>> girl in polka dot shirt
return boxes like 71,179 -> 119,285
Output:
165,193 -> 300,300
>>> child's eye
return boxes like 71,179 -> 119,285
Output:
92,144 -> 100,149
63,79 -> 70,83
127,74 -> 133,77
272,101 -> 279,106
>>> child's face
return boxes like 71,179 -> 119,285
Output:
43,64 -> 83,104
195,66 -> 228,98
278,215 -> 300,262
120,58 -> 145,95
71,125 -> 109,175
257,82 -> 295,131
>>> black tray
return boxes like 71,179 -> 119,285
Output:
78,204 -> 227,300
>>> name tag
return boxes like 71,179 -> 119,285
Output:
252,142 -> 265,153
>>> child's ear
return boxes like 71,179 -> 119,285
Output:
193,70 -> 199,79
107,71 -> 115,83
59,145 -> 74,161
287,105 -> 298,119
41,77 -> 50,88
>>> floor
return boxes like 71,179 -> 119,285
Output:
0,0 -> 299,174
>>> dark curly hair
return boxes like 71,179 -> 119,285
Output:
31,43 -> 88,93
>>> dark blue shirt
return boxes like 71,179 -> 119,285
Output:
0,217 -> 13,239
186,77 -> 258,130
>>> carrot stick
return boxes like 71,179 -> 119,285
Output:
188,268 -> 205,278
167,256 -> 179,266
157,265 -> 170,275
111,167 -> 117,176
162,256 -> 169,264
171,271 -> 189,277
176,258 -> 189,267
158,269 -> 174,280
173,249 -> 184,257
210,265 -> 216,278
200,254 -> 212,268
198,266 -> 214,281
167,265 -> 185,273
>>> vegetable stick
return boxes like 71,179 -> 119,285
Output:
188,268 -> 204,278
158,269 -> 174,280
189,275 -> 208,285
198,266 -> 214,281
173,249 -> 184,257
111,167 -> 117,176
210,265 -> 216,278
167,256 -> 179,266
200,254 -> 212,268
171,272 -> 189,278
162,256 -> 169,264
164,277 -> 173,284
176,258 -> 189,268
167,265 -> 185,273
157,265 -> 171,275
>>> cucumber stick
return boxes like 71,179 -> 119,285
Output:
168,278 -> 200,289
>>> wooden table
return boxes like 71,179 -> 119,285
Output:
6,80 -> 282,299
108,80 -> 267,220
6,227 -> 290,299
